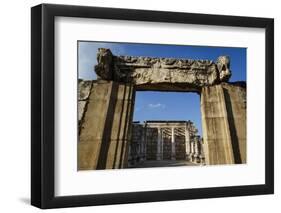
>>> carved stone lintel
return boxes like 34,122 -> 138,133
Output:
94,48 -> 232,88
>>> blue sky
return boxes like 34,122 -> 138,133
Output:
78,41 -> 246,136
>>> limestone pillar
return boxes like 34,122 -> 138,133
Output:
185,125 -> 191,161
78,81 -> 135,170
199,139 -> 205,164
157,127 -> 162,160
144,123 -> 147,160
140,128 -> 145,162
161,129 -> 164,160
194,136 -> 200,163
201,84 -> 246,165
171,127 -> 176,160
190,139 -> 195,162
127,145 -> 132,166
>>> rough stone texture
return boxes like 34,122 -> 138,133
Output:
78,80 -> 93,100
78,81 -> 135,170
78,101 -> 87,124
217,56 -> 231,81
95,48 -> 231,92
95,49 -> 113,80
78,81 -> 114,170
222,83 -> 246,163
78,80 -> 93,131
104,82 -> 135,169
78,80 -> 246,168
201,83 -> 246,165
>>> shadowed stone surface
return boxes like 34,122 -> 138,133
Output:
201,83 -> 246,165
78,81 -> 135,170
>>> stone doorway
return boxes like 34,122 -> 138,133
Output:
78,48 -> 246,170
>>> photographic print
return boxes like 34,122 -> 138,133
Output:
31,4 -> 273,208
78,41 -> 247,170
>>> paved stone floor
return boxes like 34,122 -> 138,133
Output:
129,160 -> 200,168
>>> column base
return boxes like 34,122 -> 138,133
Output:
185,154 -> 192,161
156,154 -> 162,161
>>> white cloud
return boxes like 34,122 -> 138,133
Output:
147,103 -> 166,109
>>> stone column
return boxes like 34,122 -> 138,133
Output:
201,84 -> 236,165
127,145 -> 132,167
157,127 -> 162,160
171,127 -> 176,160
105,82 -> 135,169
200,139 -> 205,164
194,136 -> 200,163
161,128 -> 164,160
140,127 -> 145,162
190,138 -> 195,162
185,124 -> 191,161
78,81 -> 135,170
144,123 -> 147,160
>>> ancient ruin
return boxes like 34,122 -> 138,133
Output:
78,48 -> 246,170
129,121 -> 204,168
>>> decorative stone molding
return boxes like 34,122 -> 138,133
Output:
94,48 -> 232,89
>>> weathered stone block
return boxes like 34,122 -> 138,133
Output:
78,101 -> 86,124
78,81 -> 135,170
201,83 -> 246,165
78,80 -> 93,100
94,48 -> 231,91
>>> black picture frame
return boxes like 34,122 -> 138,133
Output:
31,3 -> 274,209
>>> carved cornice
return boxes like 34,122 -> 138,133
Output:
94,48 -> 231,89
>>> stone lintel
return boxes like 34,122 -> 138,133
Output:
95,48 -> 232,89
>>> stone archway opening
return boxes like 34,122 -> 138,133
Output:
128,90 -> 204,168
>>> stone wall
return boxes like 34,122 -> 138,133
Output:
78,79 -> 245,169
